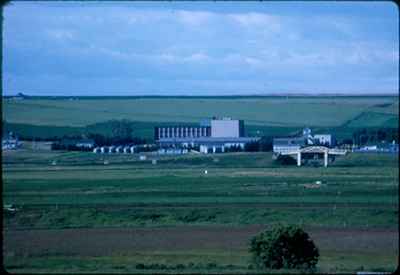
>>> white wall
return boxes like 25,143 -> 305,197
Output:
273,145 -> 301,153
211,119 -> 240,138
314,135 -> 332,146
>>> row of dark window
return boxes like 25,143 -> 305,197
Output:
154,126 -> 211,139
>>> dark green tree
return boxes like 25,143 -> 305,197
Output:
249,225 -> 319,270
275,155 -> 297,165
244,141 -> 259,152
259,136 -> 273,152
110,119 -> 133,139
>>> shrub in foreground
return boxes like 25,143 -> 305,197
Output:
249,224 -> 319,270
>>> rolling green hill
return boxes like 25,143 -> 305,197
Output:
2,96 -> 398,140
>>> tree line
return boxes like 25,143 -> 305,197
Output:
351,128 -> 398,146
51,120 -> 147,150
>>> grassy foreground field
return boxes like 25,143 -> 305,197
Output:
3,96 -> 399,140
2,95 -> 399,273
2,149 -> 398,273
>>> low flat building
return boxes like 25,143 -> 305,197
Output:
313,134 -> 335,147
155,117 -> 257,153
2,132 -> 22,150
154,126 -> 211,140
158,148 -> 188,155
75,139 -> 95,148
2,138 -> 21,150
158,137 -> 259,148
273,137 -> 306,154
57,138 -> 95,150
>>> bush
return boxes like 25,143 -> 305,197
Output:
249,225 -> 319,270
225,145 -> 243,152
259,136 -> 273,152
275,155 -> 297,165
244,141 -> 259,152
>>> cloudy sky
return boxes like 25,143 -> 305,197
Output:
3,1 -> 398,96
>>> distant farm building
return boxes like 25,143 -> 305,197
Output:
273,137 -> 306,154
59,138 -> 95,149
273,128 -> 335,155
354,141 -> 399,153
313,134 -> 333,146
273,128 -> 344,167
108,146 -> 116,153
2,132 -> 22,150
9,92 -> 28,101
301,127 -> 336,147
155,118 -> 259,153
93,145 -> 141,154
75,139 -> 95,149
158,148 -> 188,155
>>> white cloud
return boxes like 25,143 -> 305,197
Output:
157,52 -> 212,64
185,52 -> 210,62
159,53 -> 177,63
228,12 -> 281,31
244,57 -> 263,67
176,10 -> 214,26
104,9 -> 215,26
46,29 -> 74,41
313,15 -> 356,38
120,10 -> 169,24
220,53 -> 266,69
5,3 -> 397,95
259,41 -> 398,68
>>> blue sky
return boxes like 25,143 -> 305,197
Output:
3,1 -> 399,96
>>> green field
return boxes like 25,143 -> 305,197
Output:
3,153 -> 398,206
2,96 -> 399,273
2,149 -> 399,273
2,96 -> 399,140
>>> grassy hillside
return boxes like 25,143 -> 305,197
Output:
2,96 -> 398,141
3,97 -> 398,127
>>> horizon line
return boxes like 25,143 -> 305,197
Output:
3,93 -> 399,98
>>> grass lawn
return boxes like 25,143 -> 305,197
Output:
2,147 -> 398,273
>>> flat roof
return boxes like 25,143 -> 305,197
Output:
273,137 -> 305,146
158,137 -> 259,143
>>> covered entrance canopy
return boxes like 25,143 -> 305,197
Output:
279,146 -> 347,167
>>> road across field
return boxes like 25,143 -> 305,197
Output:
8,202 -> 399,209
4,225 -> 398,257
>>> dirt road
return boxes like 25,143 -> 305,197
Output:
3,225 -> 398,257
